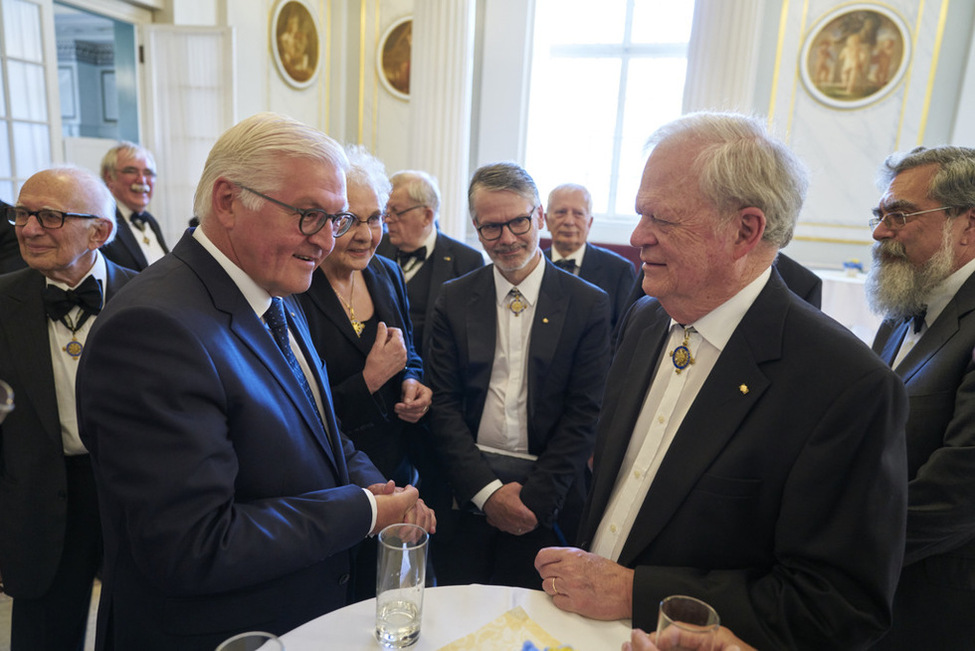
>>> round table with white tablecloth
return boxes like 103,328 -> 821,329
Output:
279,584 -> 631,650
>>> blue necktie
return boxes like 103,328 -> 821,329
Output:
264,297 -> 327,433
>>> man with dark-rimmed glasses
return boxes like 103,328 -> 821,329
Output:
867,145 -> 975,651
424,161 -> 611,589
0,165 -> 135,651
376,169 -> 483,360
74,113 -> 435,649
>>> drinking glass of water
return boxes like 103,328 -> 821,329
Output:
375,523 -> 428,648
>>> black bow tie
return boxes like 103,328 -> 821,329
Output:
130,212 -> 148,230
396,247 -> 427,267
554,259 -> 577,272
42,275 -> 103,323
906,308 -> 927,334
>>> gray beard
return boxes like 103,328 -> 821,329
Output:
865,221 -> 955,321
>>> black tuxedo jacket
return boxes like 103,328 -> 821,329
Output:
870,271 -> 975,650
582,270 -> 908,650
0,199 -> 26,273
298,255 -> 423,478
773,252 -> 822,308
0,259 -> 135,598
77,231 -> 385,649
99,207 -> 169,271
544,243 -> 637,327
426,257 -> 610,537
377,231 -> 483,358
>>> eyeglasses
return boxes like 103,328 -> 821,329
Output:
475,209 -> 537,241
116,166 -> 157,179
7,206 -> 100,229
383,204 -> 424,221
869,206 -> 952,229
235,183 -> 355,237
345,211 -> 384,230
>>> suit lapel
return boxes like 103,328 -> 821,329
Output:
526,263 -> 567,436
426,237 -> 456,309
896,273 -> 975,380
613,279 -> 785,566
465,269 -> 498,418
114,209 -> 149,269
174,235 -> 341,475
0,270 -> 62,445
305,268 -> 369,353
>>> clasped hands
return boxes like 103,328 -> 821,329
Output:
483,482 -> 537,535
369,480 -> 436,535
361,323 -> 431,423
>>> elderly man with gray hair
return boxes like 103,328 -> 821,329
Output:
867,145 -> 975,650
0,165 -> 134,650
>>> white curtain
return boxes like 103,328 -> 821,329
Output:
408,0 -> 476,239
682,0 -> 764,113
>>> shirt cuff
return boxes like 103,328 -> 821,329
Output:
362,487 -> 378,534
471,480 -> 504,511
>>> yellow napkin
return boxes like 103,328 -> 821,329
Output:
437,606 -> 563,650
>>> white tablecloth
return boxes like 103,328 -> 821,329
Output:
816,269 -> 883,345
279,584 -> 631,650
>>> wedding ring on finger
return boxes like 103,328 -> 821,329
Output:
551,577 -> 560,595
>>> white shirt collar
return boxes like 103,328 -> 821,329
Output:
193,227 -> 274,317
550,242 -> 586,266
493,251 -> 546,307
923,256 -> 975,327
678,266 -> 772,352
419,227 -> 438,255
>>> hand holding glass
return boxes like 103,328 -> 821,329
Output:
655,595 -> 720,651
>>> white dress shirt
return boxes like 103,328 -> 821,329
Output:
893,256 -> 975,368
470,257 -> 546,509
590,267 -> 772,561
401,228 -> 438,283
118,203 -> 166,264
48,252 -> 107,455
550,242 -> 586,274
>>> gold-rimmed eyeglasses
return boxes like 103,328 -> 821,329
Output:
869,206 -> 952,230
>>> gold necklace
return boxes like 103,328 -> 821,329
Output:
335,273 -> 364,337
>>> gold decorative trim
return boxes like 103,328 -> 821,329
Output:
768,0 -> 792,124
794,234 -> 875,245
358,0 -> 367,144
916,0 -> 951,144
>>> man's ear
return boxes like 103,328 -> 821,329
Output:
732,207 -> 767,259
88,217 -> 114,250
211,178 -> 238,228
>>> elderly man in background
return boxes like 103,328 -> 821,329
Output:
376,169 -> 483,360
0,166 -> 134,650
536,112 -> 908,650
867,145 -> 975,651
427,162 -> 610,589
543,183 -> 637,327
77,113 -> 434,650
99,141 -> 169,270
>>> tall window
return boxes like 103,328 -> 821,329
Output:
0,0 -> 53,202
524,0 -> 694,241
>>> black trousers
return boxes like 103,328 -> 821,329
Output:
11,454 -> 102,651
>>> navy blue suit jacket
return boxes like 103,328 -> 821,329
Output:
77,230 -> 384,650
0,259 -> 134,598
582,271 -> 908,649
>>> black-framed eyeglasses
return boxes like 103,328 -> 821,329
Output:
6,206 -> 100,229
869,205 -> 952,229
345,211 -> 385,230
383,204 -> 424,221
116,166 -> 157,179
475,209 -> 537,241
235,183 -> 355,237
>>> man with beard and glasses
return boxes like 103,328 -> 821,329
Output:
866,145 -> 975,651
